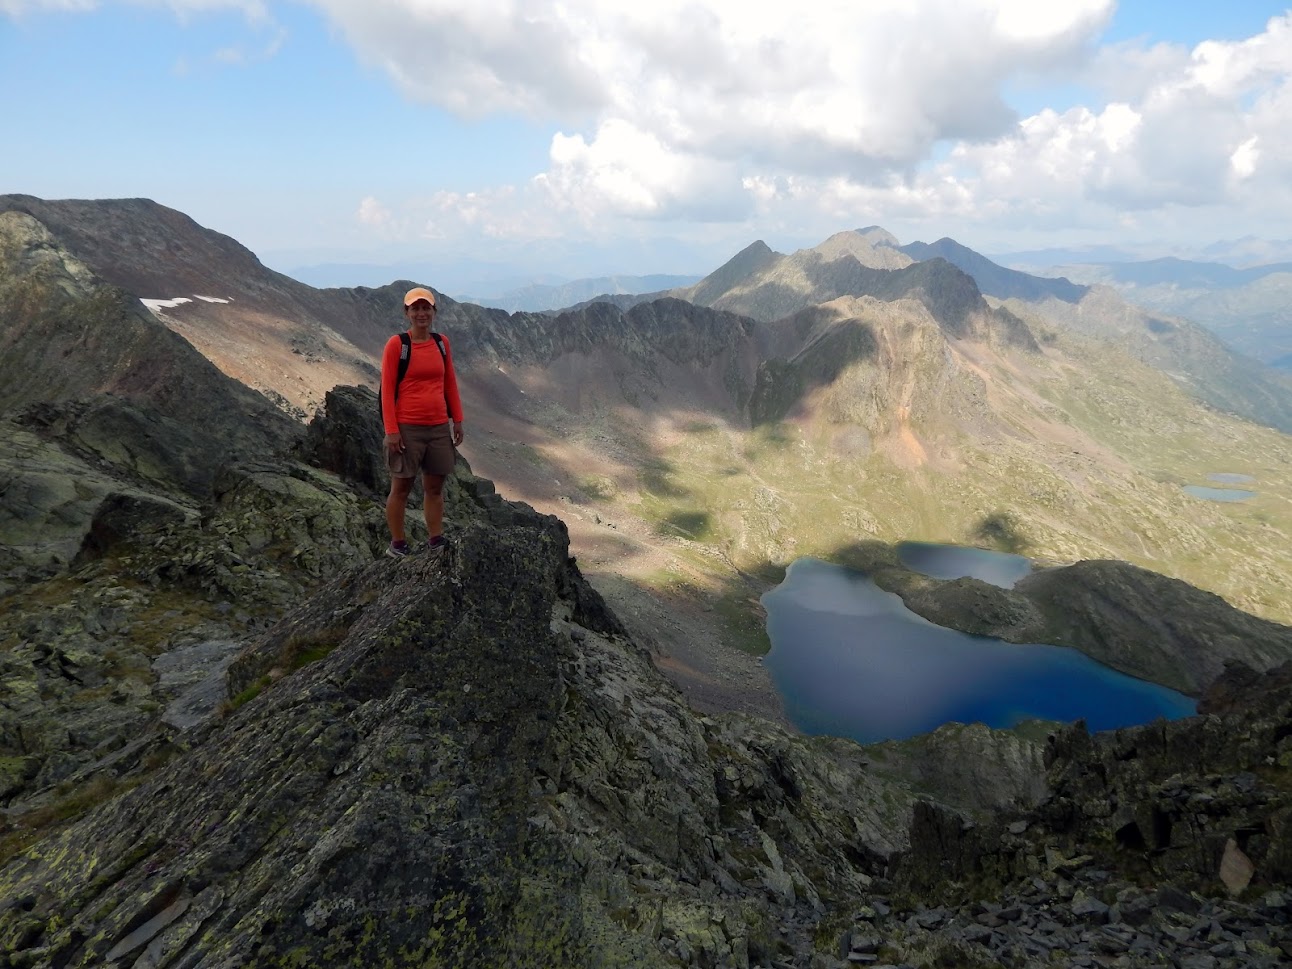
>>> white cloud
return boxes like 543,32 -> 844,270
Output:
1230,138 -> 1260,179
539,120 -> 752,222
260,5 -> 1292,252
772,12 -> 1292,242
357,196 -> 393,227
13,0 -> 1292,255
307,0 -> 1115,220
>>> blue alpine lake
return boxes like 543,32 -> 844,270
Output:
762,556 -> 1196,745
1183,485 -> 1257,503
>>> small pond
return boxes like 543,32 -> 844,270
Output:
762,556 -> 1196,745
1183,485 -> 1257,503
897,541 -> 1031,588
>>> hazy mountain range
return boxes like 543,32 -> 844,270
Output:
459,273 -> 702,313
1022,257 -> 1292,371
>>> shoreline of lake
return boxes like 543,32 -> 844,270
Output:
762,553 -> 1197,746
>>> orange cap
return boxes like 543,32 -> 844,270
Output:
404,287 -> 436,307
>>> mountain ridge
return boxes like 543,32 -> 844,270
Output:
459,272 -> 702,313
901,237 -> 1088,303
7,196 -> 1292,632
2,199 -> 1292,967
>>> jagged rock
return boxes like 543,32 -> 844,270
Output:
1199,658 -> 1292,717
0,456 -> 393,808
75,490 -> 193,563
866,721 -> 1049,816
1220,839 -> 1256,896
886,673 -> 1292,937
152,639 -> 243,731
2,501 -> 945,967
295,383 -> 388,495
208,460 -> 389,578
0,419 -> 165,582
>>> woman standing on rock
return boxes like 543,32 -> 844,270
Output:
380,286 -> 465,558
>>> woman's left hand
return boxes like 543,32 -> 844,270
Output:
452,423 -> 465,447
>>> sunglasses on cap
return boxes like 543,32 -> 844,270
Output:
408,300 -> 437,311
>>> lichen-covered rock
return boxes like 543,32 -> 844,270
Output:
0,420 -> 154,583
0,502 -> 975,968
892,665 -> 1292,905
294,384 -> 388,495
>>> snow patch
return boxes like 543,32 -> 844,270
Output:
194,295 -> 231,303
141,297 -> 194,311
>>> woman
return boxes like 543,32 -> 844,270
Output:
380,286 -> 465,558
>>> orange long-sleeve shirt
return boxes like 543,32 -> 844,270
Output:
380,332 -> 464,435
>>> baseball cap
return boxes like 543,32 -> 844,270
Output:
404,287 -> 437,307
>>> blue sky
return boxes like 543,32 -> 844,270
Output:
3,1 -> 1292,290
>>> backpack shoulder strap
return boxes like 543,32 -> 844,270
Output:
394,332 -> 413,399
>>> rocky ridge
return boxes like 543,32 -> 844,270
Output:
1004,286 -> 1292,435
900,237 -> 1088,304
2,443 -> 1291,966
1,381 -> 1290,966
0,437 -> 1023,968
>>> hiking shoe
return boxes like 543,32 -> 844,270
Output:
385,540 -> 412,558
426,535 -> 448,559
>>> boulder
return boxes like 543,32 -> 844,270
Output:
294,384 -> 388,495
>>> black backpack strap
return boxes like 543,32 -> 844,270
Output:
393,332 -> 412,401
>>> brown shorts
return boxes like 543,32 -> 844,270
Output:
386,422 -> 455,478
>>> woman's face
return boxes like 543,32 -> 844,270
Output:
405,299 -> 436,328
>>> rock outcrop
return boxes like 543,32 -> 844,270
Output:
4,469 -> 1292,967
885,559 -> 1292,697
0,482 -> 956,968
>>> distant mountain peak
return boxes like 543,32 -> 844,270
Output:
675,238 -> 782,306
901,237 -> 1087,304
854,225 -> 903,248
810,230 -> 912,270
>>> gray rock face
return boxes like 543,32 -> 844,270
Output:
152,639 -> 243,731
0,506 -> 927,968
294,383 -> 389,495
0,419 -> 180,585
893,665 -> 1292,900
0,212 -> 298,486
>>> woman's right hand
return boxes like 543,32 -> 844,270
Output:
384,432 -> 404,453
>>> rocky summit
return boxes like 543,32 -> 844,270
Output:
1,393 -> 1291,966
